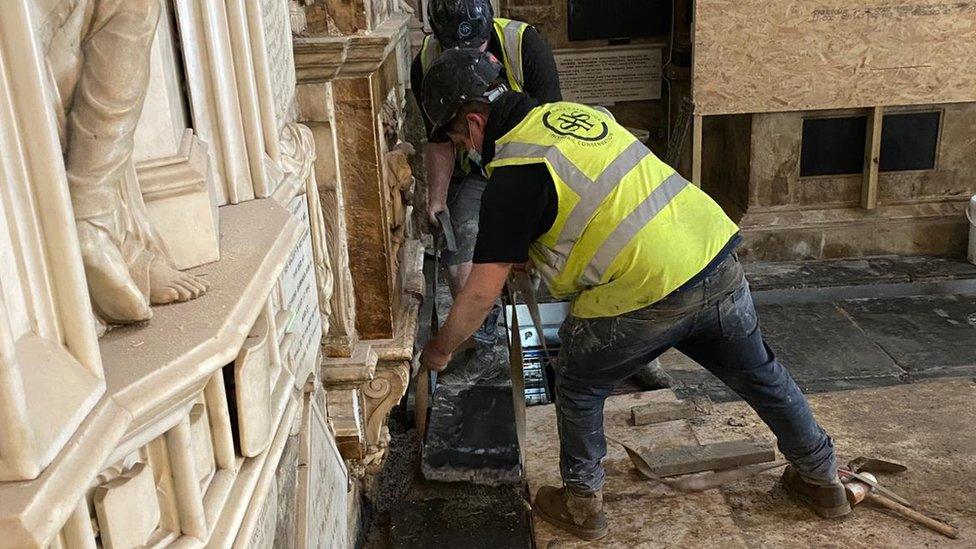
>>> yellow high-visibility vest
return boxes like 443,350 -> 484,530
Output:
487,102 -> 740,318
420,17 -> 529,92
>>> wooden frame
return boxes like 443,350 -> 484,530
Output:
861,106 -> 883,210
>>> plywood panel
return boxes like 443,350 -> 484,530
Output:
693,1 -> 976,115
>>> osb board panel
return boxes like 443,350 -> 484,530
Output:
693,1 -> 976,115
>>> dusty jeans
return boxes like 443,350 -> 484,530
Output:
554,254 -> 838,492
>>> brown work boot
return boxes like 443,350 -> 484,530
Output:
533,485 -> 609,541
781,465 -> 852,519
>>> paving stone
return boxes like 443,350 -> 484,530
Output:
890,255 -> 976,283
422,384 -> 521,485
665,302 -> 908,402
838,294 -> 976,378
744,256 -> 909,291
638,439 -> 774,477
631,400 -> 699,425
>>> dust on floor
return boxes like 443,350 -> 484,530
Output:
526,378 -> 976,548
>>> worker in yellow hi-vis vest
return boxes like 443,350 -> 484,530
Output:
415,0 -> 671,391
418,49 -> 849,541
412,0 -> 561,384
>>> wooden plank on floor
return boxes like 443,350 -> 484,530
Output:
861,106 -> 883,210
642,439 -> 774,477
631,400 -> 698,426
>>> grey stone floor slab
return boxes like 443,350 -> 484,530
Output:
744,255 -> 976,292
668,301 -> 909,401
745,256 -> 910,291
838,294 -> 976,378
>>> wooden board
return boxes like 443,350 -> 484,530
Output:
640,439 -> 774,477
693,1 -> 976,115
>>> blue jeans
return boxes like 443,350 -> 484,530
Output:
554,254 -> 837,492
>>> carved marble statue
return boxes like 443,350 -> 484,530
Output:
35,0 -> 209,325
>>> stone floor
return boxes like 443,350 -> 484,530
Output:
366,254 -> 976,547
527,380 -> 976,548
669,256 -> 976,401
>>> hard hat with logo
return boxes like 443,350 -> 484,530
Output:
422,48 -> 505,139
427,0 -> 494,48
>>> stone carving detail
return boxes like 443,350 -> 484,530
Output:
385,142 -> 416,262
280,121 -> 336,341
93,462 -> 161,549
38,0 -> 209,325
360,364 -> 409,474
381,96 -> 416,264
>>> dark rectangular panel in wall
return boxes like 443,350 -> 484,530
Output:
567,0 -> 671,41
800,116 -> 867,177
879,112 -> 940,172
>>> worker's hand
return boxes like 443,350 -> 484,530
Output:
427,198 -> 447,227
420,337 -> 452,372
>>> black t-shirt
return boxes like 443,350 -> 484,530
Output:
410,24 -> 562,141
472,93 -> 558,264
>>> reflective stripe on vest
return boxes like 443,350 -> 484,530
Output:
488,102 -> 739,317
419,18 -> 528,92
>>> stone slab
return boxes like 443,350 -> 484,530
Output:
664,301 -> 907,402
838,294 -> 976,378
525,390 -> 749,548
638,439 -> 774,477
889,255 -> 976,283
421,384 -> 521,485
525,381 -> 976,548
744,256 -> 909,292
744,255 -> 976,294
631,400 -> 699,426
690,380 -> 976,548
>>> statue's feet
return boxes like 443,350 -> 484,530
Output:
148,259 -> 210,305
77,220 -> 152,323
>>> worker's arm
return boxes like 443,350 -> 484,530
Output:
425,141 -> 455,224
420,262 -> 512,371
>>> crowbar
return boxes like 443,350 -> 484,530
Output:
415,210 -> 458,445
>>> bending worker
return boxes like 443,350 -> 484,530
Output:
415,0 -> 671,388
413,0 -> 558,380
418,49 -> 850,541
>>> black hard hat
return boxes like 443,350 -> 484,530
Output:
422,48 -> 503,139
427,0 -> 494,48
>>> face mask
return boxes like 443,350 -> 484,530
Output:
467,148 -> 483,167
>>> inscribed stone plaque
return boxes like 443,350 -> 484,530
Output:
262,0 -> 298,128
553,46 -> 662,105
283,195 -> 324,383
307,399 -> 349,548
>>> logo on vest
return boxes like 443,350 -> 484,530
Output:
543,109 -> 609,142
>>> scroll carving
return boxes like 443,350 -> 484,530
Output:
360,363 -> 409,474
